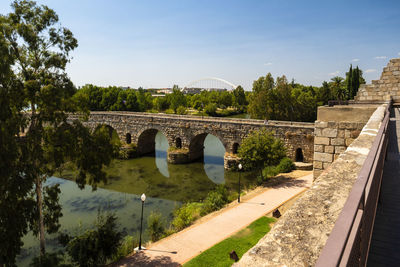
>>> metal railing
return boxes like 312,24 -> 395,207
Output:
315,102 -> 391,267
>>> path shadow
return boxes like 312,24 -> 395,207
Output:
109,251 -> 180,267
262,175 -> 309,189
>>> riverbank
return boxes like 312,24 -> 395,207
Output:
110,170 -> 313,266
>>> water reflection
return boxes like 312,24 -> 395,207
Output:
203,134 -> 225,184
155,132 -> 169,178
19,131 -> 255,266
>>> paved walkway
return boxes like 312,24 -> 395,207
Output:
368,107 -> 400,266
112,173 -> 313,267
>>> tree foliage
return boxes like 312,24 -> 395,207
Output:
238,130 -> 286,175
61,213 -> 123,267
0,1 -> 117,264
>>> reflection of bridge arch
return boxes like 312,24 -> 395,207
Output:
184,77 -> 236,91
189,132 -> 226,162
136,127 -> 170,155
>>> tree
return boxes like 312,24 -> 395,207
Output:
61,213 -> 123,267
248,73 -> 275,119
232,85 -> 247,111
1,1 -> 117,264
168,85 -> 186,113
238,130 -> 286,177
330,76 -> 346,100
346,64 -> 353,99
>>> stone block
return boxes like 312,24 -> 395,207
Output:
314,128 -> 322,136
314,144 -> 324,152
324,145 -> 335,153
321,128 -> 338,138
315,121 -> 328,128
331,138 -> 345,146
346,138 -> 355,146
337,130 -> 345,138
323,162 -> 332,169
313,161 -> 323,169
335,146 -> 346,154
314,136 -> 330,145
314,152 -> 333,163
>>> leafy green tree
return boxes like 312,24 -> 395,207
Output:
248,73 -> 275,119
62,213 -> 123,267
232,85 -> 247,110
238,130 -> 286,177
204,103 -> 217,116
168,85 -> 186,113
330,76 -> 346,100
0,1 -> 117,263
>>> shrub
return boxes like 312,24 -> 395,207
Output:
147,211 -> 165,242
172,203 -> 202,231
65,213 -> 122,267
30,252 -> 71,267
176,106 -> 187,115
112,235 -> 137,261
262,166 -> 279,179
277,157 -> 295,173
204,103 -> 217,116
238,129 -> 286,175
201,185 -> 229,215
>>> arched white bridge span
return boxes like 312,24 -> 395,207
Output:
184,77 -> 237,90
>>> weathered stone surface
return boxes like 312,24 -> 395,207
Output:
314,152 -> 333,163
236,104 -> 387,267
324,145 -> 334,153
321,128 -> 337,138
355,58 -> 400,102
314,136 -> 330,145
331,138 -> 345,146
314,144 -> 324,152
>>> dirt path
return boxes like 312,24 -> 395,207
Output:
112,171 -> 313,267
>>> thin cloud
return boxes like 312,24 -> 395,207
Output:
264,62 -> 272,66
352,58 -> 360,62
329,71 -> 340,76
398,52 -> 400,56
375,56 -> 387,59
365,69 -> 377,73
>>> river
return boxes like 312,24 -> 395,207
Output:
17,132 -> 256,266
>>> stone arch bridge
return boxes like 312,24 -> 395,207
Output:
68,112 -> 314,168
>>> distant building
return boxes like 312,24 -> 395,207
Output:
156,88 -> 173,94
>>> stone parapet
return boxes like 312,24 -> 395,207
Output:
313,105 -> 377,178
235,104 -> 387,267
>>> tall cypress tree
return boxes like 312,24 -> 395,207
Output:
346,64 -> 353,100
353,66 -> 360,98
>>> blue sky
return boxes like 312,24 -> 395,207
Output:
1,0 -> 400,90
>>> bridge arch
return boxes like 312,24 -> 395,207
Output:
136,127 -> 170,155
189,131 -> 227,162
184,77 -> 236,91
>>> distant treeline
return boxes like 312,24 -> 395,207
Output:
74,65 -> 365,122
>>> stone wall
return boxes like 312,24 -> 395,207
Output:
313,105 -> 378,178
355,58 -> 400,102
236,104 -> 387,267
68,112 -> 315,167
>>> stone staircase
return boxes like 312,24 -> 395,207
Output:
355,58 -> 400,102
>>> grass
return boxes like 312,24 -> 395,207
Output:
183,216 -> 276,267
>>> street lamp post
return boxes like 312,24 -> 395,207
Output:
138,193 -> 146,250
238,163 -> 242,203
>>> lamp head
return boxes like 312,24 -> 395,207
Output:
238,163 -> 242,170
141,193 -> 146,202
